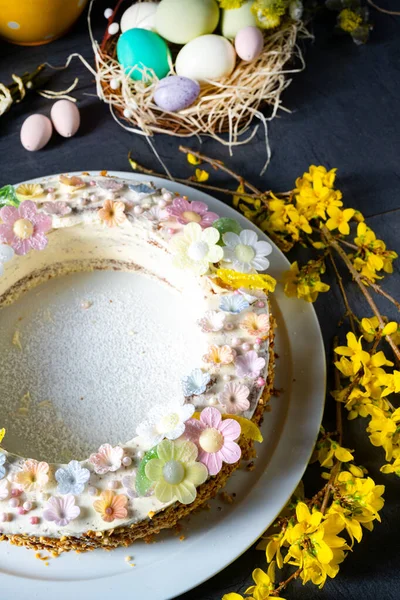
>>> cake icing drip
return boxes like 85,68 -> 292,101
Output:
0,174 -> 275,539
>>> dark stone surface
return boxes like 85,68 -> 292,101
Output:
0,2 -> 399,599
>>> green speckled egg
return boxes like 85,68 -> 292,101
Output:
117,28 -> 171,81
156,0 -> 220,44
221,1 -> 257,39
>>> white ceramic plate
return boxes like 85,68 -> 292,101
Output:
0,172 -> 325,600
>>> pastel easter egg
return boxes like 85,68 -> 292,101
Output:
154,76 -> 200,112
176,35 -> 236,82
155,0 -> 219,44
50,100 -> 80,138
235,26 -> 264,62
117,28 -> 171,81
20,114 -> 52,152
120,2 -> 158,32
221,1 -> 257,39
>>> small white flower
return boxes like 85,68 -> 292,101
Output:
55,460 -> 90,495
0,478 -> 10,500
136,403 -> 195,447
198,310 -> 226,333
222,230 -> 272,273
144,206 -> 169,222
170,222 -> 223,275
0,243 -> 14,276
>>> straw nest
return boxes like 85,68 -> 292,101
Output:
93,2 -> 306,151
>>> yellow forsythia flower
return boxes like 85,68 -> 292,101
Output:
193,169 -> 209,182
338,8 -> 362,33
326,207 -> 355,236
245,562 -> 285,600
186,153 -> 201,166
0,428 -> 5,444
282,261 -> 330,303
335,332 -> 370,374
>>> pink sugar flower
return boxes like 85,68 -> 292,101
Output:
235,350 -> 266,379
219,381 -> 250,414
89,443 -> 124,475
43,494 -> 80,526
0,201 -> 52,256
166,197 -> 219,228
241,312 -> 270,337
184,407 -> 241,476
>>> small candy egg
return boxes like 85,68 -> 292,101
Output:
235,26 -> 264,62
221,1 -> 257,39
176,35 -> 236,82
20,114 -> 52,151
155,0 -> 219,44
120,1 -> 158,32
117,28 -> 171,81
50,100 -> 80,138
154,76 -> 200,112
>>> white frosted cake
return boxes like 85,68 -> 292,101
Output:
0,174 -> 276,552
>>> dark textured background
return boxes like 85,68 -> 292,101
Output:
0,1 -> 399,598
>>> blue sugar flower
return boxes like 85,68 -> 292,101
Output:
219,294 -> 249,314
0,452 -> 6,480
182,368 -> 211,397
55,460 -> 90,496
129,183 -> 154,195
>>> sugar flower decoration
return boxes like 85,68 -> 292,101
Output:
219,294 -> 249,314
198,310 -> 226,333
122,474 -> 138,499
0,201 -> 52,256
55,460 -> 90,495
170,222 -> 223,276
136,403 -> 195,447
93,490 -> 128,522
204,344 -> 235,365
0,479 -> 10,501
182,368 -> 211,397
43,495 -> 80,526
235,350 -> 266,378
238,287 -> 267,302
167,197 -> 219,228
241,312 -> 270,337
42,201 -> 72,216
0,452 -> 6,479
13,459 -> 49,491
0,243 -> 14,276
222,230 -> 272,273
98,179 -> 124,191
98,199 -> 126,227
89,444 -> 124,475
59,174 -> 86,189
219,382 -> 250,414
145,439 -> 208,504
144,206 -> 169,222
184,407 -> 241,475
15,183 -> 44,200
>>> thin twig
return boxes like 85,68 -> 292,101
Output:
322,226 -> 400,363
271,568 -> 302,596
337,238 -> 358,251
367,0 -> 400,15
364,281 -> 400,312
328,249 -> 357,335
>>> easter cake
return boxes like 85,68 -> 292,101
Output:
0,174 -> 276,553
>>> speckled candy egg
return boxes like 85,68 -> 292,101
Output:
120,1 -> 158,32
221,0 -> 257,39
20,114 -> 53,151
155,0 -> 219,44
117,28 -> 171,81
176,35 -> 236,82
154,76 -> 200,112
235,26 -> 264,62
50,100 -> 80,137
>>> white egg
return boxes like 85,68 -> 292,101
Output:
120,2 -> 158,32
50,100 -> 80,138
20,114 -> 53,151
176,35 -> 236,82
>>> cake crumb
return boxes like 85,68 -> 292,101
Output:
80,299 -> 93,309
129,563 -> 136,567
148,511 -> 155,519
219,492 -> 235,505
125,555 -> 132,562
12,330 -> 22,351
246,461 -> 255,472
179,535 -> 185,542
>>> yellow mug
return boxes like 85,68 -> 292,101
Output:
0,0 -> 89,46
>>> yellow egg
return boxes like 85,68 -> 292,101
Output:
155,0 -> 219,44
176,35 -> 236,82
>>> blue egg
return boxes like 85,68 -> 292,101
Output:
154,76 -> 200,112
117,28 -> 171,81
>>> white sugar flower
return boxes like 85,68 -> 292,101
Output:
198,310 -> 226,333
222,230 -> 272,273
0,243 -> 14,276
136,403 -> 195,447
0,479 -> 10,501
170,222 -> 223,275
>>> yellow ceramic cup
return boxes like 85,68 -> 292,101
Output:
0,0 -> 89,46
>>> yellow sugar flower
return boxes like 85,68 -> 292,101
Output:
170,222 -> 223,276
203,344 -> 235,365
326,206 -> 355,235
245,562 -> 285,600
335,332 -> 370,374
15,183 -> 44,200
145,439 -> 208,504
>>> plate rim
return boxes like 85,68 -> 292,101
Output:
0,171 -> 326,599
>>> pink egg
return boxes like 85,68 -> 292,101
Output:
50,100 -> 80,138
235,26 -> 264,62
20,114 -> 53,151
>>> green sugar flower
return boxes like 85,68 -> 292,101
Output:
145,439 -> 208,504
